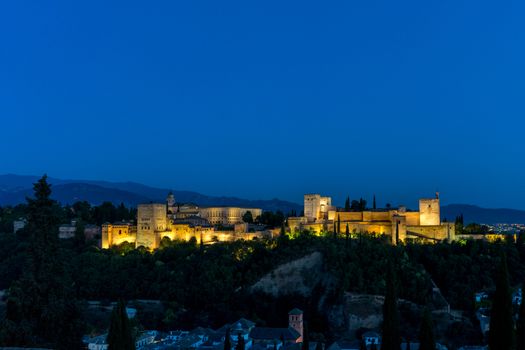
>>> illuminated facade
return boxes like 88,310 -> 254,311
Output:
101,196 -> 267,250
288,193 -> 455,244
199,207 -> 263,225
304,194 -> 334,222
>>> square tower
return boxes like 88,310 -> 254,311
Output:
137,203 -> 167,249
419,197 -> 440,226
288,308 -> 304,343
304,194 -> 332,222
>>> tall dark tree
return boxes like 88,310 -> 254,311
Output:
302,321 -> 309,350
359,198 -> 366,211
345,196 -> 351,212
517,285 -> 525,350
74,219 -> 86,251
517,230 -> 525,261
224,329 -> 232,350
235,334 -> 245,350
337,215 -> 341,235
108,300 -> 135,350
278,223 -> 288,244
0,175 -> 83,349
488,253 -> 515,350
373,195 -> 377,210
345,224 -> 350,247
418,309 -> 435,350
242,211 -> 254,224
382,264 -> 401,350
333,221 -> 337,239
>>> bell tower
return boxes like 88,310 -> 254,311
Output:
167,192 -> 176,214
288,308 -> 304,343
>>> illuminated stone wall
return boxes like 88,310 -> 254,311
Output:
101,223 -> 137,248
161,227 -> 270,244
419,198 -> 440,226
199,207 -> 263,225
290,193 -> 454,244
407,222 -> 455,241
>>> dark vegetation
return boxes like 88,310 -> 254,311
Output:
1,176 -> 525,348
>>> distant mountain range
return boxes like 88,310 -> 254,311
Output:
440,204 -> 525,225
2,174 -> 525,224
0,174 -> 302,213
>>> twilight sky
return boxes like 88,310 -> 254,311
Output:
1,1 -> 524,209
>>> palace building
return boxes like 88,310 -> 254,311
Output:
288,193 -> 455,244
102,193 -> 267,250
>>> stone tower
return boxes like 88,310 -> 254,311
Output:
304,194 -> 332,222
419,194 -> 440,226
288,308 -> 304,343
167,192 -> 176,214
137,203 -> 167,250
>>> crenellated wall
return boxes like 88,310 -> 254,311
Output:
288,194 -> 454,244
102,223 -> 137,248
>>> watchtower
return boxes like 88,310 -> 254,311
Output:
288,308 -> 304,343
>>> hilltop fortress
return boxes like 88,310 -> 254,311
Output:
101,191 -> 455,250
102,193 -> 265,250
288,193 -> 455,244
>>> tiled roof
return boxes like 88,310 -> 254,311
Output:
288,308 -> 303,315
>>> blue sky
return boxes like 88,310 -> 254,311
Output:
1,1 -> 524,208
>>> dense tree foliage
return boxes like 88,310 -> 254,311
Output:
255,211 -> 285,227
242,211 -> 254,224
488,254 -> 515,350
381,264 -> 401,350
0,175 -> 83,349
418,309 -> 435,350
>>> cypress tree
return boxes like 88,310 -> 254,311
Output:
333,221 -> 337,239
337,215 -> 341,234
224,329 -> 231,350
302,321 -> 309,350
488,253 -> 515,350
345,196 -> 351,212
345,224 -> 350,247
74,219 -> 86,251
373,195 -> 377,210
517,230 -> 525,261
278,223 -> 288,244
382,264 -> 401,350
235,333 -> 245,350
418,309 -> 435,350
108,300 -> 135,350
517,287 -> 525,350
